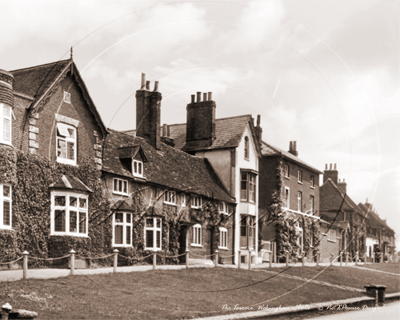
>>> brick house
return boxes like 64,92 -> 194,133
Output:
258,141 -> 322,262
103,77 -> 235,263
139,92 -> 263,265
358,202 -> 395,260
319,164 -> 366,259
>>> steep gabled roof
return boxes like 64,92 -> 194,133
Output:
103,129 -> 235,203
261,141 -> 322,174
358,203 -> 394,233
124,115 -> 259,154
10,59 -> 107,136
320,178 -> 363,215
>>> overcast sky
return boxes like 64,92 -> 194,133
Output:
1,0 -> 399,247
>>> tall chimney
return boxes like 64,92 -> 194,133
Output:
254,115 -> 262,148
338,178 -> 347,194
288,141 -> 298,156
323,163 -> 338,185
136,73 -> 162,150
185,92 -> 216,148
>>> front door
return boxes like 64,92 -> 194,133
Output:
178,226 -> 188,264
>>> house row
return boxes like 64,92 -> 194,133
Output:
0,56 -> 395,266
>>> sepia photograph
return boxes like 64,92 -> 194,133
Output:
0,0 -> 399,319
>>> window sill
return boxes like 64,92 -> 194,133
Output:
113,191 -> 129,197
191,244 -> 203,248
164,202 -> 177,206
51,233 -> 89,238
0,141 -> 13,147
284,176 -> 290,180
145,248 -> 162,251
113,244 -> 133,248
219,212 -> 228,215
191,206 -> 201,209
327,239 -> 336,243
310,186 -> 315,189
0,226 -> 12,231
218,247 -> 229,250
57,159 -> 78,166
298,181 -> 303,185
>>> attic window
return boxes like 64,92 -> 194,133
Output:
57,123 -> 76,165
244,136 -> 249,160
63,91 -> 71,104
132,160 -> 143,177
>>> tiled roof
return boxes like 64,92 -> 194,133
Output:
103,129 -> 235,203
10,59 -> 71,101
261,141 -> 322,174
358,203 -> 394,233
49,175 -> 92,193
124,115 -> 254,151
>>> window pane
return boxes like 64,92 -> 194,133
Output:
118,180 -> 122,192
3,185 -> 10,198
114,179 -> 118,191
126,226 -> 131,245
3,106 -> 11,117
134,161 -> 137,174
146,218 -> 153,227
67,142 -> 75,161
115,225 -> 123,245
3,118 -> 10,142
123,181 -> 127,193
115,213 -> 123,223
138,162 -> 142,175
126,213 -> 131,223
70,211 -> 77,232
67,128 -> 75,138
57,139 -> 66,158
156,231 -> 161,248
156,218 -> 161,228
54,210 -> 65,232
79,212 -> 86,234
79,198 -> 87,209
146,230 -> 154,248
3,201 -> 10,226
70,197 -> 77,207
55,196 -> 66,206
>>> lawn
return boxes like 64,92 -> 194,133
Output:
267,264 -> 400,293
355,262 -> 400,274
0,266 -> 394,320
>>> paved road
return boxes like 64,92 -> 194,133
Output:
306,301 -> 400,320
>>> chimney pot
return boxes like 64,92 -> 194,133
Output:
330,164 -> 332,170
325,164 -> 328,170
141,73 -> 146,89
208,92 -> 212,101
293,141 -> 297,151
146,81 -> 150,90
167,125 -> 170,137
196,92 -> 201,102
334,163 -> 337,170
154,81 -> 159,92
162,124 -> 168,137
203,92 -> 207,101
257,115 -> 261,126
289,141 -> 293,151
191,94 -> 195,103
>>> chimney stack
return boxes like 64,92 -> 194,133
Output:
136,73 -> 162,150
323,163 -> 338,185
254,115 -> 262,148
185,91 -> 216,149
288,141 -> 298,157
338,177 -> 347,194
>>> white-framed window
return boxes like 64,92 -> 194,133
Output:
164,190 -> 176,205
219,201 -> 227,214
181,194 -> 187,207
56,123 -> 77,165
310,195 -> 314,214
191,195 -> 202,208
113,178 -> 128,195
328,229 -> 336,242
0,104 -> 12,145
295,221 -> 303,253
192,224 -> 202,246
298,170 -> 302,183
244,136 -> 249,159
132,160 -> 143,177
219,227 -> 228,249
310,175 -> 314,188
0,184 -> 12,229
297,191 -> 302,212
51,191 -> 88,236
284,164 -> 289,178
240,172 -> 256,202
240,215 -> 255,249
63,91 -> 71,104
145,217 -> 162,250
113,212 -> 133,247
284,187 -> 290,208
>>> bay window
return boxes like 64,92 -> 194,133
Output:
240,215 -> 255,249
0,104 -> 12,145
51,191 -> 88,236
145,217 -> 162,250
240,172 -> 256,202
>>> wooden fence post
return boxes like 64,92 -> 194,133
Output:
22,251 -> 29,280
316,253 -> 319,266
238,250 -> 241,269
113,249 -> 118,273
153,251 -> 157,270
215,250 -> 219,267
302,253 -> 305,267
1,303 -> 12,320
269,256 -> 272,268
248,250 -> 252,270
70,250 -> 75,276
355,252 -> 359,265
346,252 -> 349,265
340,252 -> 342,267
186,249 -> 189,269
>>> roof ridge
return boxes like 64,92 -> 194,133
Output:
10,59 -> 71,73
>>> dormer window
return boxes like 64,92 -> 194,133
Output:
244,136 -> 249,159
132,160 -> 143,177
191,195 -> 202,208
56,123 -> 76,165
1,104 -> 12,145
63,91 -> 71,104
